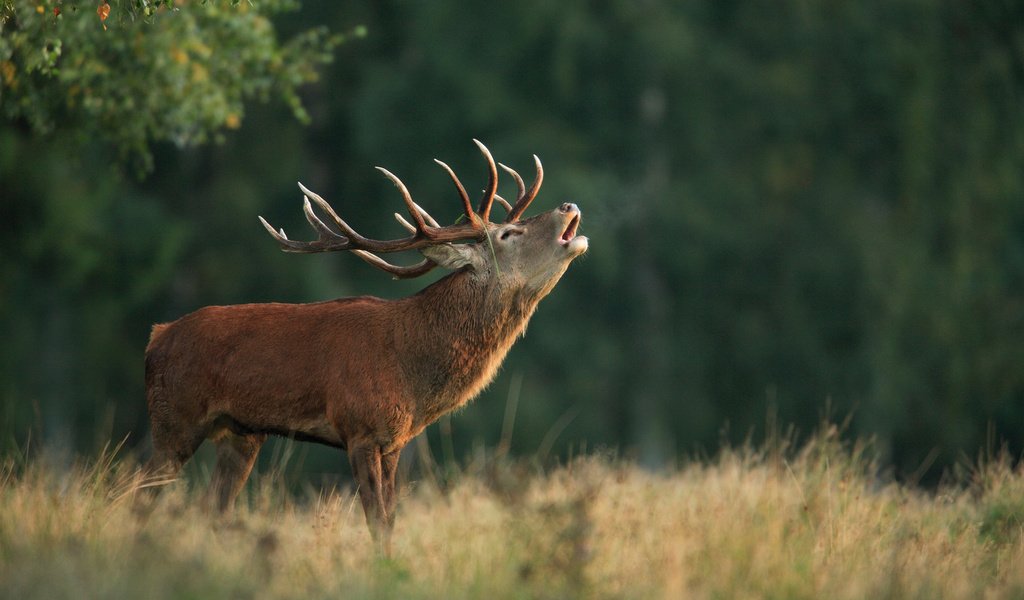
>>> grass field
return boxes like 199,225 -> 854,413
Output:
2,428 -> 1023,599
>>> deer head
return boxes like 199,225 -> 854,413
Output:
258,140 -> 588,295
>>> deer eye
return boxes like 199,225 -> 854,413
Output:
499,228 -> 524,241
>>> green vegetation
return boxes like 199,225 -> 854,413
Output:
2,1 -> 1024,482
0,0 -> 340,172
2,432 -> 1024,598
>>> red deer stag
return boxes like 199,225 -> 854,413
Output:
145,140 -> 588,554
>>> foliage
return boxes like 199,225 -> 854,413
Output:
2,434 -> 1024,598
2,0 -> 1024,482
0,0 -> 342,172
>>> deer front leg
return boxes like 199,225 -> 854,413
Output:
349,445 -> 391,556
381,449 -> 402,535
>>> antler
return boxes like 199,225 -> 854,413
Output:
499,154 -> 543,223
259,141 -> 515,279
434,140 -> 541,224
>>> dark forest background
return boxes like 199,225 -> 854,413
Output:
3,0 -> 1023,484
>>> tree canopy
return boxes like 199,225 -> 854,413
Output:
1,0 -> 342,171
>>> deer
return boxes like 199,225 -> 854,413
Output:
144,140 -> 588,555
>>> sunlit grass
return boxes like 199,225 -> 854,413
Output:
1,428 -> 1023,599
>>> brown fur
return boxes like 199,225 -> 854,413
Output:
145,203 -> 588,555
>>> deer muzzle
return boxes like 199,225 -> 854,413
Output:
558,204 -> 588,255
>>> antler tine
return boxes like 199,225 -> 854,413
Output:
298,182 -> 363,242
493,194 -> 513,213
259,212 -> 351,253
411,201 -> 441,228
499,163 -> 526,201
352,250 -> 437,280
434,159 -> 481,227
302,198 -> 346,242
376,167 -> 429,236
394,213 -> 415,234
259,216 -> 295,248
505,155 -> 543,223
473,139 -> 499,222
497,162 -> 524,219
395,204 -> 441,231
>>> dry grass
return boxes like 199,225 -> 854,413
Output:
2,429 -> 1023,599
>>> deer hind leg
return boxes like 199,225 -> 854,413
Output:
349,445 -> 391,556
145,401 -> 206,480
206,432 -> 267,514
137,402 -> 207,515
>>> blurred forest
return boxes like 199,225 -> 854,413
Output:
2,0 -> 1023,483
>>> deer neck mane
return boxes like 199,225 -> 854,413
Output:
401,269 -> 547,422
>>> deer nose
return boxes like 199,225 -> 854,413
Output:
559,203 -> 577,213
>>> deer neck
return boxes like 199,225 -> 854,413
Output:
401,269 -> 544,423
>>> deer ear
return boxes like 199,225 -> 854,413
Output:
421,243 -> 479,271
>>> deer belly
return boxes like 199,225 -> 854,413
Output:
208,386 -> 345,448
211,411 -> 345,448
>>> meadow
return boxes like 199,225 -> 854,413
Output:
2,428 -> 1023,599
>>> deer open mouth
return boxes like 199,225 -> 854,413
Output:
560,214 -> 580,245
